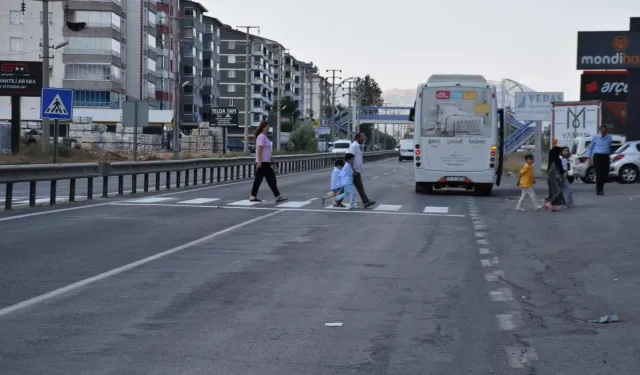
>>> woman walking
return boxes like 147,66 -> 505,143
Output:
544,146 -> 567,211
560,147 -> 575,208
248,121 -> 287,203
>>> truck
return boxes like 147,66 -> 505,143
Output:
551,100 -> 627,148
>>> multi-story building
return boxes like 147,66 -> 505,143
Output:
201,15 -> 223,123
2,0 -> 158,110
219,26 -> 276,138
282,53 -> 306,117
155,0 -> 178,110
302,62 -> 331,121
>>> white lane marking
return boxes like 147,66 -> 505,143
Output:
325,205 -> 348,210
479,248 -> 491,255
276,200 -> 313,208
112,202 -> 466,217
496,312 -> 521,331
474,224 -> 486,230
484,270 -> 505,282
477,239 -> 490,245
374,204 -> 402,212
128,197 -> 174,203
489,288 -> 513,301
505,346 -> 538,368
481,257 -> 500,267
178,198 -> 220,204
0,159 -> 393,222
227,200 -> 260,206
372,176 -> 380,179
423,206 -> 449,214
475,232 -> 487,237
0,210 -> 284,318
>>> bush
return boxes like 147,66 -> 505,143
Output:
289,120 -> 317,153
57,144 -> 73,158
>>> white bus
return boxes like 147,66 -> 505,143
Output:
409,74 -> 504,196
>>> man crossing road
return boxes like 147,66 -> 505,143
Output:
337,132 -> 376,208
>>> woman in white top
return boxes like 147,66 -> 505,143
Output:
560,147 -> 575,207
248,121 -> 287,203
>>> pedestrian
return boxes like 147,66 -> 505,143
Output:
515,154 -> 543,211
248,121 -> 287,203
543,146 -> 566,211
587,125 -> 613,196
560,147 -> 575,207
322,159 -> 345,207
334,153 -> 357,209
336,132 -> 376,208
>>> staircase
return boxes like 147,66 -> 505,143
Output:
503,110 -> 535,153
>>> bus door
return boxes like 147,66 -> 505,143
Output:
495,109 -> 505,186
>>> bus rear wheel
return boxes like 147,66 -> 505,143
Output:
474,184 -> 493,196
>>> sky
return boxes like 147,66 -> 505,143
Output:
203,0 -> 640,101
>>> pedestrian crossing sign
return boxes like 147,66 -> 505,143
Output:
41,88 -> 74,120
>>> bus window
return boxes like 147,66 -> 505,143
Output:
409,101 -> 415,121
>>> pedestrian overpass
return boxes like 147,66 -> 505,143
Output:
319,78 -> 539,153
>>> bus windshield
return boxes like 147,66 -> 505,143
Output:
420,87 -> 492,138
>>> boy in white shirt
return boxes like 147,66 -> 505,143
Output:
322,159 -> 345,207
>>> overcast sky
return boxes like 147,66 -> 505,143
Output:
204,0 -> 640,100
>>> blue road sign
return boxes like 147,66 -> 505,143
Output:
41,87 -> 74,121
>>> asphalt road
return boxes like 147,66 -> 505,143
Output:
0,159 -> 638,374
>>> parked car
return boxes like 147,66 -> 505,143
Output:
226,139 -> 255,153
609,141 -> 640,183
570,135 -> 626,183
331,140 -> 351,154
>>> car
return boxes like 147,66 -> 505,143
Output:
569,135 -> 626,183
226,139 -> 255,153
398,139 -> 413,161
609,141 -> 640,183
331,140 -> 351,154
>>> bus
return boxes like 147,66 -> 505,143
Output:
408,74 -> 504,196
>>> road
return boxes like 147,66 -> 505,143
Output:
0,159 -> 638,374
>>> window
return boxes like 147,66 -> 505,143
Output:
253,99 -> 261,108
285,83 -> 291,91
147,57 -> 156,72
228,84 -> 236,92
157,56 -> 168,70
157,11 -> 166,25
183,104 -> 193,114
183,85 -> 193,95
203,77 -> 213,86
204,23 -> 213,32
253,113 -> 261,121
216,28 -> 220,38
66,37 -> 121,56
202,95 -> 211,105
228,41 -> 235,49
10,11 -> 23,24
203,59 -> 212,68
147,82 -> 155,96
65,64 -> 117,80
9,38 -> 23,52
204,41 -> 213,51
40,12 -> 53,25
75,11 -> 120,29
228,55 -> 236,63
148,11 -> 156,26
73,90 -> 119,107
147,34 -> 156,49
158,78 -> 168,91
228,70 -> 236,78
183,65 -> 194,76
227,98 -> 235,106
216,44 -> 220,54
184,7 -> 194,17
184,27 -> 194,38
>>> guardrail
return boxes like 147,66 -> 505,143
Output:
0,151 -> 397,211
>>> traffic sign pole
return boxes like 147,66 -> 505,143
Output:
53,119 -> 58,163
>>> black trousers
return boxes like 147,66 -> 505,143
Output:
593,153 -> 610,193
337,172 -> 370,204
251,162 -> 280,197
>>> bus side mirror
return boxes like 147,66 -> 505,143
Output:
409,107 -> 415,121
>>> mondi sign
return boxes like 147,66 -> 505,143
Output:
577,31 -> 640,69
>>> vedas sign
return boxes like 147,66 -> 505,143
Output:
514,92 -> 564,121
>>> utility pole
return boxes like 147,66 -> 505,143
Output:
309,74 -> 314,120
238,25 -> 260,153
347,81 -> 353,139
326,69 -> 341,138
275,47 -> 287,150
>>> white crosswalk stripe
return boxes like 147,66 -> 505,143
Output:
374,204 -> 402,212
276,200 -> 313,208
178,198 -> 219,204
423,206 -> 449,214
227,200 -> 260,206
128,197 -> 173,203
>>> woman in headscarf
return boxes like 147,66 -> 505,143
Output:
544,146 -> 567,211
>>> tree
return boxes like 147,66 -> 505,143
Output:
289,120 -> 317,152
354,75 -> 384,146
270,96 -> 301,132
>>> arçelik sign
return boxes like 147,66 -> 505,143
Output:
577,31 -> 640,69
580,71 -> 628,102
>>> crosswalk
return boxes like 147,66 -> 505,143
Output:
122,196 -> 455,215
0,196 -> 69,207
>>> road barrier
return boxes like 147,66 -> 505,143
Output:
0,151 -> 396,210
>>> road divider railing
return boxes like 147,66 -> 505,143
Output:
0,151 -> 396,210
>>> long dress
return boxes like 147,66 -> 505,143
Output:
546,163 -> 567,206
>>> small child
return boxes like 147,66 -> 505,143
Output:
322,159 -> 345,207
334,153 -> 357,209
516,154 -> 543,211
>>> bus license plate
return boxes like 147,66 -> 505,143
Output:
446,176 -> 466,182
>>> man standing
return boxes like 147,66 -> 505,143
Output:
337,133 -> 376,208
587,125 -> 613,196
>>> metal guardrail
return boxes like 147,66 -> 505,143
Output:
0,151 -> 397,210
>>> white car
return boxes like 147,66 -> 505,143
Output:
398,139 -> 413,161
570,135 -> 626,183
331,140 -> 351,154
609,141 -> 640,183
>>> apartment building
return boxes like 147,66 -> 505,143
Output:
302,63 -> 331,120
201,15 -> 223,123
219,26 -> 276,138
154,0 -> 178,110
281,53 -> 306,117
1,0 -> 158,110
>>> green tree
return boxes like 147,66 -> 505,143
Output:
354,75 -> 384,146
289,120 -> 318,153
270,96 -> 301,132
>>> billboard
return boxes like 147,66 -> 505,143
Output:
514,92 -> 564,121
580,71 -> 627,102
0,61 -> 43,97
577,31 -> 640,70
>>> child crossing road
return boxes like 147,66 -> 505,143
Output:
321,159 -> 345,207
334,153 -> 357,209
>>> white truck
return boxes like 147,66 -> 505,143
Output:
551,100 -> 627,148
